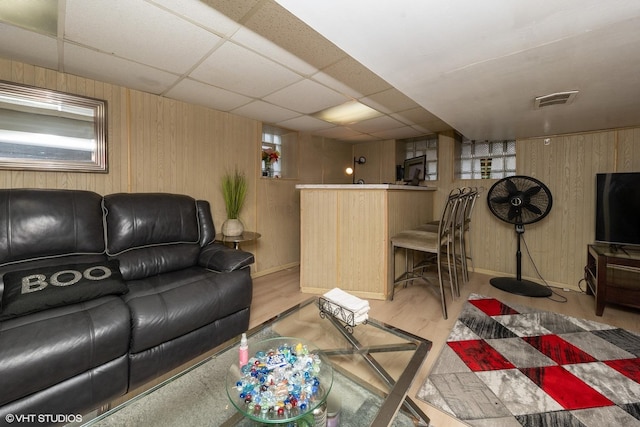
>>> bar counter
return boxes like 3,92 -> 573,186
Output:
296,184 -> 436,299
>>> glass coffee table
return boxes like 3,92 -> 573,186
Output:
83,298 -> 431,426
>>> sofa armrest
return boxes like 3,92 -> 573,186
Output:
198,243 -> 255,272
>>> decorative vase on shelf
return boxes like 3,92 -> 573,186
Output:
221,218 -> 244,237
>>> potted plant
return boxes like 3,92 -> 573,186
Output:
221,168 -> 247,236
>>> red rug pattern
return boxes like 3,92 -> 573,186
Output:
416,294 -> 640,427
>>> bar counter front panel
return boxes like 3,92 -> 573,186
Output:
297,184 -> 435,300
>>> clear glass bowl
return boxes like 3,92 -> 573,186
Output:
226,337 -> 333,424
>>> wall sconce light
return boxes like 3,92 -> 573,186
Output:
345,156 -> 366,184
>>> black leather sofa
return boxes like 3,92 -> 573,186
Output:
0,189 -> 254,425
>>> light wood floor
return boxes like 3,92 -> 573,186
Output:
250,265 -> 640,427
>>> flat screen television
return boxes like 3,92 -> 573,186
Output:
595,172 -> 640,248
403,155 -> 426,184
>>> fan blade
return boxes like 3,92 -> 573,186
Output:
490,195 -> 511,204
487,175 -> 552,226
505,179 -> 518,195
524,185 -> 542,197
523,203 -> 542,215
508,206 -> 520,220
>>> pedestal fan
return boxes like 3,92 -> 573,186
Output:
487,175 -> 553,297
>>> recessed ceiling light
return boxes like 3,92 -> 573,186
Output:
312,101 -> 383,125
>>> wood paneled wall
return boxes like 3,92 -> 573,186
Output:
0,58 -> 359,275
0,59 -> 129,194
0,60 -> 291,274
424,129 -> 639,291
341,129 -> 640,291
2,58 -> 639,288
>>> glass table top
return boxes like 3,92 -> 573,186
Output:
82,297 -> 432,426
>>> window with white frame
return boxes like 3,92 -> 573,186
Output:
261,124 -> 298,179
401,135 -> 438,180
456,137 -> 516,179
262,125 -> 283,178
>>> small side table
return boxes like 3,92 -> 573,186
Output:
215,231 -> 261,250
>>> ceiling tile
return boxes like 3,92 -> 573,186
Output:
63,44 -> 179,94
312,126 -> 362,140
348,115 -> 405,133
165,78 -> 252,111
264,79 -> 349,114
322,57 -> 391,96
425,122 -> 451,134
395,108 -> 448,128
12,0 -> 638,141
311,71 -> 363,99
150,0 -> 243,37
362,89 -> 421,115
0,0 -> 58,36
411,125 -> 433,134
65,0 -> 221,75
275,0 -> 640,139
372,126 -> 423,140
277,115 -> 336,132
321,57 -> 392,97
241,0 -> 345,71
190,41 -> 302,98
231,27 -> 318,76
341,133 -> 381,142
199,0 -> 262,24
231,99 -> 300,123
0,24 -> 58,70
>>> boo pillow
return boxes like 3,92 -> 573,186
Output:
1,260 -> 128,320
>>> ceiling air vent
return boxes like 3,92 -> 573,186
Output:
534,91 -> 579,109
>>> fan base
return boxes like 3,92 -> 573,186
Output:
490,277 -> 552,297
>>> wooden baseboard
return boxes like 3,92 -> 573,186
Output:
252,262 -> 300,278
300,286 -> 386,300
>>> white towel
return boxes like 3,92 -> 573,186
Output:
323,288 -> 370,313
321,297 -> 369,325
354,312 -> 369,324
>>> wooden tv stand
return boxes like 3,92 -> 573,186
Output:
585,244 -> 640,315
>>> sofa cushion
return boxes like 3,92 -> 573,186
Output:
113,244 -> 201,281
0,296 -> 130,406
199,243 -> 255,272
103,193 -> 200,255
123,266 -> 252,353
0,189 -> 105,266
103,193 -> 203,280
0,260 -> 128,320
196,200 -> 216,247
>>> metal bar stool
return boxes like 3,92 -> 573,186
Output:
413,188 -> 465,298
458,187 -> 480,282
390,189 -> 461,319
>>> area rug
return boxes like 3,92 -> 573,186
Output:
416,294 -> 640,427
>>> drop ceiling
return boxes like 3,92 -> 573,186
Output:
1,0 -> 639,142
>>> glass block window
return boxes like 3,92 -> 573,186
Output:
401,135 -> 438,180
456,138 -> 516,179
